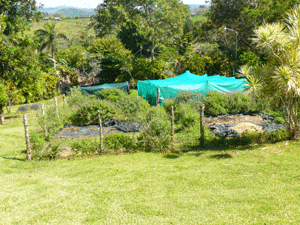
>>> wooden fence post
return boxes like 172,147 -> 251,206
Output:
23,114 -> 31,160
200,104 -> 205,147
156,87 -> 161,107
54,97 -> 59,118
63,95 -> 66,104
42,104 -> 45,116
171,106 -> 175,150
97,110 -> 103,154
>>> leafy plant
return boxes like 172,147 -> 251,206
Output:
70,99 -> 118,126
96,88 -> 127,102
203,91 -> 228,116
104,133 -> 136,152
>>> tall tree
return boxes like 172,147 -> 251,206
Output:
91,0 -> 189,60
35,23 -> 68,68
0,0 -> 38,35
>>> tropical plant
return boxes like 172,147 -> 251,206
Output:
35,23 -> 68,67
249,6 -> 300,137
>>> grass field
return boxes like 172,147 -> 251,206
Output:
1,98 -> 300,224
25,18 -> 95,40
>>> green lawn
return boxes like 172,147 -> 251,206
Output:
1,98 -> 300,224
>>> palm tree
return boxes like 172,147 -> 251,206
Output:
248,6 -> 300,137
35,23 -> 68,68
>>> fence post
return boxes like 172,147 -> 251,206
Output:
97,110 -> 103,154
23,114 -> 31,161
156,87 -> 160,107
63,95 -> 67,104
171,106 -> 175,150
200,104 -> 205,147
54,97 -> 59,118
42,104 -> 45,116
42,104 -> 48,137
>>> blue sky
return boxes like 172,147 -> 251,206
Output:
37,0 -> 208,8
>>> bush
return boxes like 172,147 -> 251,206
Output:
70,100 -> 118,126
104,133 -> 136,152
129,90 -> 139,96
175,104 -> 199,131
203,91 -> 228,116
203,91 -> 260,116
139,107 -> 171,152
227,92 -> 258,114
38,105 -> 65,140
96,88 -> 127,102
115,94 -> 150,121
68,87 -> 86,108
30,132 -> 60,160
71,139 -> 99,156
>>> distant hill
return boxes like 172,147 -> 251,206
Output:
188,4 -> 210,12
38,6 -> 95,17
57,8 -> 95,17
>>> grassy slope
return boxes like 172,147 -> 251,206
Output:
1,98 -> 300,224
24,18 -> 95,40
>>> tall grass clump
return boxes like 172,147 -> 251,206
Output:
139,107 -> 171,152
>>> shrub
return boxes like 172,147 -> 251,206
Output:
115,94 -> 150,121
175,104 -> 199,131
139,107 -> 171,152
68,87 -> 86,108
203,91 -> 228,116
38,105 -> 65,140
71,139 -> 99,156
129,90 -> 139,96
70,100 -> 118,126
96,88 -> 127,102
227,92 -> 258,114
30,132 -> 46,153
104,133 -> 136,152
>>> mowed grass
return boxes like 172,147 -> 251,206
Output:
24,18 -> 95,40
1,98 -> 300,224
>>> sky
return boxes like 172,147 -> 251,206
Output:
37,0 -> 208,9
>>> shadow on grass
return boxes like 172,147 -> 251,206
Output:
2,157 -> 26,161
163,153 -> 180,159
210,153 -> 232,159
5,115 -> 20,120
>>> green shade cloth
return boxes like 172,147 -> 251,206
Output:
78,82 -> 130,96
137,71 -> 247,105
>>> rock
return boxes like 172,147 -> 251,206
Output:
30,104 -> 42,110
17,105 -> 31,112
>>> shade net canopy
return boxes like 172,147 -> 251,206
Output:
137,71 -> 247,105
78,81 -> 130,96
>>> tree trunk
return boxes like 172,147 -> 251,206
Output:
52,50 -> 56,68
151,40 -> 155,61
0,113 -> 4,125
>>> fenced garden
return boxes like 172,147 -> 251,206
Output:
18,88 -> 290,161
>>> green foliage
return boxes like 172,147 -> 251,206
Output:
203,91 -> 260,116
38,105 -> 65,140
0,83 -> 8,114
227,92 -> 258,114
174,91 -> 202,106
238,51 -> 261,67
71,139 -> 99,156
70,100 -> 118,126
129,90 -> 139,96
67,87 -> 86,107
203,91 -> 228,116
88,36 -> 132,83
104,133 -> 136,152
183,54 -> 206,75
96,89 -> 127,102
115,94 -> 150,121
56,45 -> 88,70
139,107 -> 171,152
42,72 -> 57,99
175,104 -> 199,132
